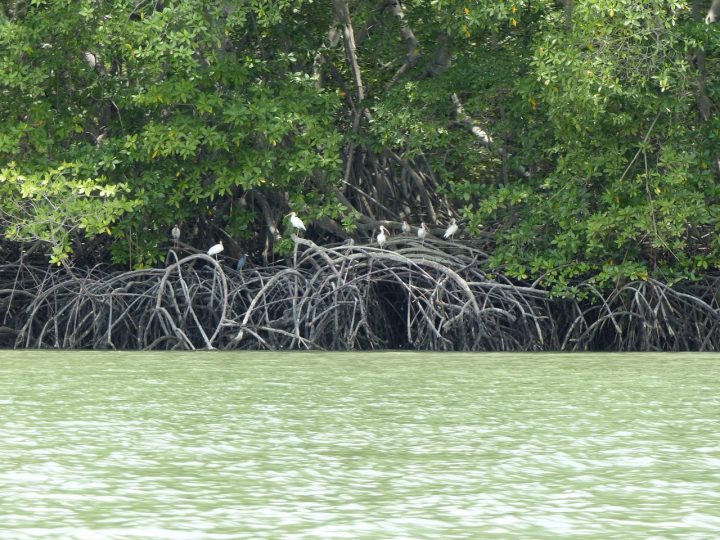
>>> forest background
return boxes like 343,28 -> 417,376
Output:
1,0 -> 719,297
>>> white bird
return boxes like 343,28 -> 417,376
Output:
287,212 -> 306,234
171,224 -> 180,248
417,222 -> 428,244
401,221 -> 411,234
208,240 -> 224,258
377,226 -> 389,248
444,218 -> 458,240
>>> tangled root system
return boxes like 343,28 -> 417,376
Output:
2,239 -> 720,351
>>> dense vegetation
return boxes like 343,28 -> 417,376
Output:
1,0 -> 719,296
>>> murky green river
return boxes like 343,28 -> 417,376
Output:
1,352 -> 719,539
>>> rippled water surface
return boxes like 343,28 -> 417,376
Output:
1,351 -> 720,539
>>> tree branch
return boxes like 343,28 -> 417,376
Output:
385,0 -> 421,89
451,93 -> 530,180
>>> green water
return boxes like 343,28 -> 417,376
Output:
1,352 -> 719,539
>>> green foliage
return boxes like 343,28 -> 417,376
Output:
0,0 -> 342,265
449,0 -> 720,292
0,161 -> 136,264
1,0 -> 719,293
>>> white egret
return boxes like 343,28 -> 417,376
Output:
171,224 -> 180,248
377,226 -> 389,248
417,222 -> 428,244
208,240 -> 224,258
401,221 -> 411,234
444,218 -> 458,240
287,212 -> 306,234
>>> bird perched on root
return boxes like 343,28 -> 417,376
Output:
287,212 -> 306,235
401,221 -> 411,234
208,240 -> 224,258
171,224 -> 180,248
235,254 -> 247,272
417,222 -> 428,244
377,226 -> 390,248
444,218 -> 458,240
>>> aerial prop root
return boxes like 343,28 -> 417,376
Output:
5,246 -> 720,351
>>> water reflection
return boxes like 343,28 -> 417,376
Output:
1,352 -> 719,538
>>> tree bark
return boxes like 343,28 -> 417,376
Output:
333,0 -> 365,105
693,0 -> 713,121
386,0 -> 421,88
